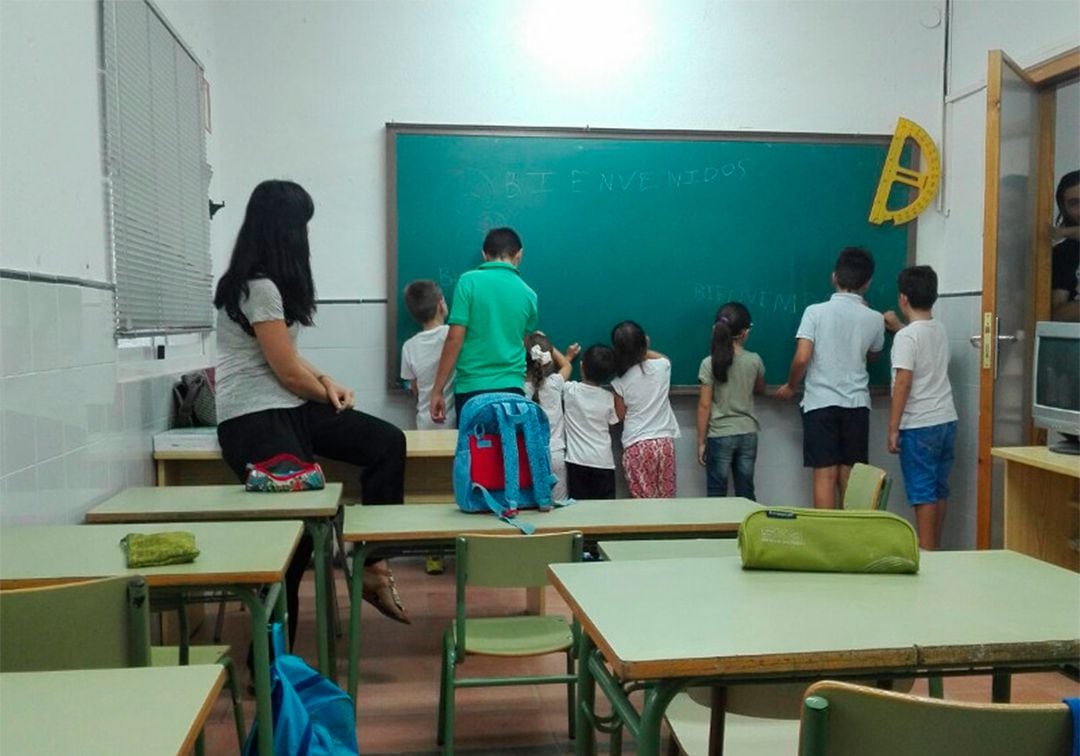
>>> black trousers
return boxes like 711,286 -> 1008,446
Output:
218,402 -> 405,648
566,462 -> 617,500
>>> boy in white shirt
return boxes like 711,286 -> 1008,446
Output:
563,345 -> 619,499
401,279 -> 454,574
775,247 -> 885,508
884,266 -> 957,550
401,280 -> 454,430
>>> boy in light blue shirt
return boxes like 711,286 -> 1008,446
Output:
775,247 -> 885,508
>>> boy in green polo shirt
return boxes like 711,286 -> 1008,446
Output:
430,227 -> 539,423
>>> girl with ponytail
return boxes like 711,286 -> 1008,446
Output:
695,302 -> 766,499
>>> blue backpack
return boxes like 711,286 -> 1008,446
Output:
243,623 -> 359,756
453,392 -> 561,533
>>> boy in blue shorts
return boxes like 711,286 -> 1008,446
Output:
884,265 -> 957,550
776,247 -> 885,508
430,227 -> 539,423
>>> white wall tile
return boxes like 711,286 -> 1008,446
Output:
0,466 -> 41,525
80,288 -> 116,366
56,282 -> 82,369
28,281 -> 61,371
1,374 -> 37,475
1,278 -> 32,376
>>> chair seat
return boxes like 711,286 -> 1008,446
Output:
667,688 -> 801,756
150,645 -> 230,667
457,616 -> 573,656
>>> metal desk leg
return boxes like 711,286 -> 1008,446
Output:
305,519 -> 333,679
638,680 -> 683,756
235,583 -> 283,756
575,632 -> 597,756
991,672 -> 1012,702
347,543 -> 372,702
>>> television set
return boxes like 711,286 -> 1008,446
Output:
1032,320 -> 1080,455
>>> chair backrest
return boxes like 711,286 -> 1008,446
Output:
456,531 -> 583,590
842,463 -> 888,510
0,576 -> 151,672
798,680 -> 1073,756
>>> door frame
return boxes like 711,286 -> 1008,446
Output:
976,47 -> 1079,550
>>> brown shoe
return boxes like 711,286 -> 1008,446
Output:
361,565 -> 410,624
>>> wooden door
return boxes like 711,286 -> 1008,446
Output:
976,52 -> 1041,549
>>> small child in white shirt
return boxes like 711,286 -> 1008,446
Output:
610,320 -> 681,498
400,280 -> 454,430
563,344 -> 619,499
884,265 -> 958,551
524,331 -> 580,501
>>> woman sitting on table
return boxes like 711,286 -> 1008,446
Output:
214,179 -> 411,646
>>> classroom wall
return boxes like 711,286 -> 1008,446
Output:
1,1 -> 1077,544
0,0 -> 217,524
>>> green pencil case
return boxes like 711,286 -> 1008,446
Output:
121,531 -> 200,568
738,507 -> 919,574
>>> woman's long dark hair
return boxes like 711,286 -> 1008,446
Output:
611,320 -> 648,377
710,302 -> 752,383
213,180 -> 316,334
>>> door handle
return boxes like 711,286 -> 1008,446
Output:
970,333 -> 1019,347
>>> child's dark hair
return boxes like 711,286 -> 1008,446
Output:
524,331 -> 555,400
403,279 -> 442,324
897,265 -> 938,310
710,302 -> 752,383
582,344 -> 616,384
214,180 -> 316,335
482,227 -> 522,259
611,320 -> 648,377
834,246 -> 875,291
1055,170 -> 1079,226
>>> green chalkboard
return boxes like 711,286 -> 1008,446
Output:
389,126 -> 912,387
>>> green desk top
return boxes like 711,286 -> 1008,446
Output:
85,483 -> 343,523
0,665 -> 224,755
599,538 -> 741,561
342,497 -> 760,542
0,521 -> 303,589
549,550 -> 1080,681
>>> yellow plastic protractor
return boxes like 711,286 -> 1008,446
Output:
868,117 -> 941,225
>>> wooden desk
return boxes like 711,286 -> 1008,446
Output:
0,520 -> 303,756
85,483 -> 343,679
549,550 -> 1080,755
0,665 -> 225,755
991,446 -> 1080,571
154,429 -> 457,503
342,496 -> 761,703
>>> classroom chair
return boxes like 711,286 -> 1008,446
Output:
0,576 -> 246,751
438,531 -> 583,755
797,680 -> 1074,756
665,678 -> 918,755
842,463 -> 892,511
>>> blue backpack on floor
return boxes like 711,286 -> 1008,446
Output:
453,392 -> 561,533
243,623 -> 359,756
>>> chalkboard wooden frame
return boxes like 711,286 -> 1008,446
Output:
386,123 -> 915,390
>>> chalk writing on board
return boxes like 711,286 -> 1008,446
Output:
693,283 -> 818,314
463,161 -> 749,200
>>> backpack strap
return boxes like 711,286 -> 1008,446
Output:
470,482 -> 535,535
490,401 -> 529,506
497,400 -> 557,508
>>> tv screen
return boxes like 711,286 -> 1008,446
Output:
1032,321 -> 1080,453
1035,336 -> 1079,413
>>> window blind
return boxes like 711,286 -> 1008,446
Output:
102,0 -> 211,336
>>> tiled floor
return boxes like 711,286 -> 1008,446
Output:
197,557 -> 1079,755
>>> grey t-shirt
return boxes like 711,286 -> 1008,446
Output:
215,278 -> 305,423
796,292 -> 885,412
697,349 -> 765,437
